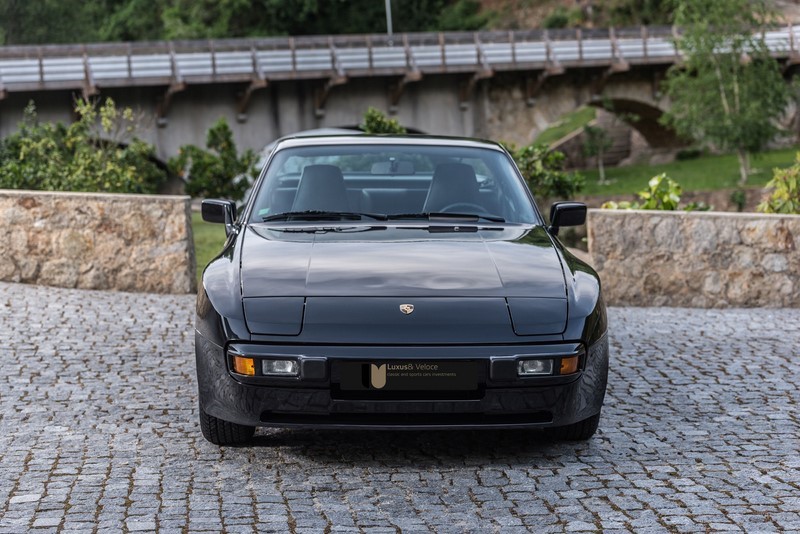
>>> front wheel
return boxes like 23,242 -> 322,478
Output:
199,405 -> 255,445
547,412 -> 600,441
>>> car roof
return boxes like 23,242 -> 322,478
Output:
272,134 -> 507,152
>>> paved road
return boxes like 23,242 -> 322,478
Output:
0,281 -> 798,533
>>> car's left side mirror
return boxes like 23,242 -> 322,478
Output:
202,199 -> 237,236
548,201 -> 586,236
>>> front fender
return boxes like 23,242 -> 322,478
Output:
195,231 -> 249,346
559,247 -> 607,345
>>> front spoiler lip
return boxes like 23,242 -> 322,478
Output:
249,422 -> 554,431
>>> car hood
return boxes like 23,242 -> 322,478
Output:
240,224 -> 567,299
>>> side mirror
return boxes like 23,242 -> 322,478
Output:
202,199 -> 237,236
548,201 -> 586,236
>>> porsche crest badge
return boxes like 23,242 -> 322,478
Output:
399,304 -> 415,315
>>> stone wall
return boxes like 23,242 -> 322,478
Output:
587,209 -> 800,307
0,190 -> 196,293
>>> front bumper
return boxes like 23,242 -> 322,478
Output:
195,332 -> 609,430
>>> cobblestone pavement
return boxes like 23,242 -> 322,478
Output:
0,281 -> 799,533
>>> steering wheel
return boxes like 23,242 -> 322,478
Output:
438,202 -> 488,214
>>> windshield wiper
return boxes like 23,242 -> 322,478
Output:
389,212 -> 505,223
262,210 -> 388,222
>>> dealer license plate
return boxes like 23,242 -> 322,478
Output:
337,360 -> 478,391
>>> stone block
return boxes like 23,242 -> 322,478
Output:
0,190 -> 195,294
587,210 -> 800,307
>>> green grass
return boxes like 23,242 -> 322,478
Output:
579,148 -> 797,196
192,211 -> 226,286
535,106 -> 597,146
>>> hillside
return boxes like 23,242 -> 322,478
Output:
481,0 -> 800,30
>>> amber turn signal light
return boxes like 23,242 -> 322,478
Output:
232,355 -> 256,376
560,355 -> 579,375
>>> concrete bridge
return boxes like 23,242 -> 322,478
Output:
2,25 -> 800,162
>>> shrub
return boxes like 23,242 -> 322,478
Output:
361,107 -> 407,134
507,142 -> 585,201
169,118 -> 257,200
730,189 -> 747,212
675,147 -> 703,160
602,173 -> 711,211
757,153 -> 800,214
542,6 -> 570,29
0,99 -> 165,193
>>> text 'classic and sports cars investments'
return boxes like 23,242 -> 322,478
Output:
195,135 -> 608,445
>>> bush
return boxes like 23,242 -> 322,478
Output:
169,118 -> 257,200
0,99 -> 165,193
602,173 -> 711,211
436,0 -> 493,31
506,142 -> 585,201
730,189 -> 747,212
542,5 -> 585,28
757,153 -> 800,214
675,147 -> 703,160
542,6 -> 570,29
361,107 -> 407,134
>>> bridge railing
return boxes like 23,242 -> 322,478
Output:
0,25 -> 797,97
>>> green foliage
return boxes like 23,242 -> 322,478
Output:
0,0 -> 495,44
729,188 -> 747,211
605,0 -> 672,26
638,173 -> 681,210
661,0 -> 791,186
540,0 -> 671,29
436,0 -> 493,31
361,107 -> 407,134
757,153 -> 800,214
602,173 -> 711,211
506,143 -> 584,200
542,6 -> 572,29
99,0 -> 166,41
0,98 -> 165,193
675,147 -> 703,161
0,0 -> 106,44
169,118 -> 257,200
582,124 -> 613,184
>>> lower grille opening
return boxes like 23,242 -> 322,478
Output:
259,411 -> 553,426
331,388 -> 484,401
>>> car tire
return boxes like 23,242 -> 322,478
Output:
547,412 -> 600,441
199,405 -> 255,446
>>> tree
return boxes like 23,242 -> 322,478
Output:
169,118 -> 257,200
507,143 -> 585,203
1,0 -> 495,44
0,0 -> 106,44
661,0 -> 791,186
361,107 -> 407,134
582,124 -> 613,184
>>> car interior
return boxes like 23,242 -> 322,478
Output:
256,159 -> 524,221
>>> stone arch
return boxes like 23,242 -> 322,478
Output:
587,98 -> 683,149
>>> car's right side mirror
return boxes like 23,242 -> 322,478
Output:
548,201 -> 587,236
202,199 -> 237,236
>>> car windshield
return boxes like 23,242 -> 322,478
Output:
248,143 -> 539,224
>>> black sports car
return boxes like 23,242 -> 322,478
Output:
195,135 -> 608,445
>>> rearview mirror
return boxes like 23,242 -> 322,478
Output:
202,199 -> 237,236
548,201 -> 586,236
370,160 -> 415,175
